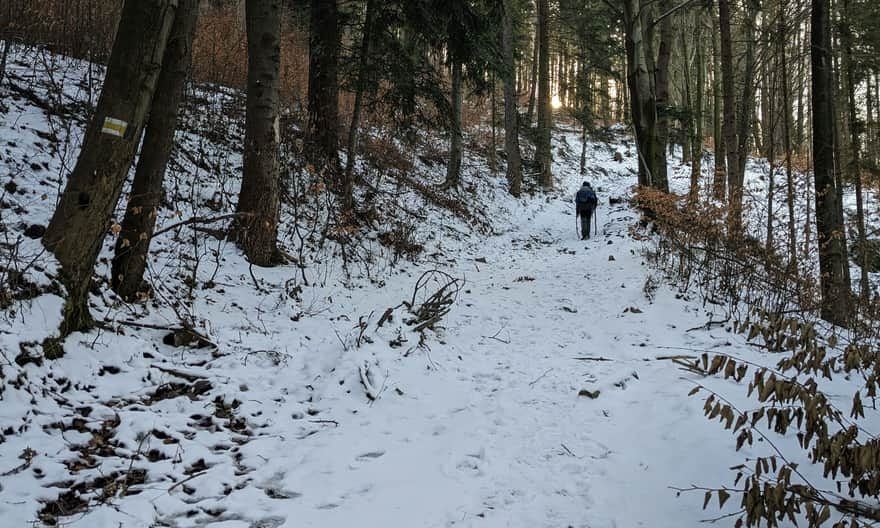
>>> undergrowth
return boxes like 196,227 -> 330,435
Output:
636,187 -> 880,527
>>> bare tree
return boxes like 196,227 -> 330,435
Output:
718,0 -> 741,234
445,59 -> 464,187
536,0 -> 552,188
811,0 -> 852,326
42,0 -> 176,336
307,0 -> 341,173
232,0 -> 282,266
112,0 -> 201,301
502,0 -> 522,197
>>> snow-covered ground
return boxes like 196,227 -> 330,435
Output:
1,45 -> 876,528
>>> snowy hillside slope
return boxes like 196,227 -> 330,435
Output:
1,45 -> 877,528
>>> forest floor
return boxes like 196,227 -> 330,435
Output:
0,46 -> 872,528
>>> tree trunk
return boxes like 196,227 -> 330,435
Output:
690,16 -> 705,202
446,59 -> 463,187
811,0 -> 851,326
490,76 -> 497,173
536,0 -> 552,188
796,28 -> 806,152
734,0 -> 759,215
307,0 -> 340,173
779,0 -> 797,270
42,0 -> 177,336
111,0 -> 200,301
623,0 -> 658,188
766,80 -> 776,257
0,38 -> 9,86
840,0 -> 868,300
502,0 -> 522,197
653,0 -> 673,193
342,0 -> 377,220
712,21 -> 725,200
718,0 -> 741,234
867,74 -> 875,169
233,0 -> 281,266
526,13 -> 539,127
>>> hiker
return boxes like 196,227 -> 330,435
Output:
574,181 -> 598,240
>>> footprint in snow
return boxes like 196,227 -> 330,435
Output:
257,472 -> 302,500
348,449 -> 386,470
250,517 -> 287,528
356,450 -> 386,461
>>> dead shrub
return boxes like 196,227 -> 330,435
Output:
1,0 -> 122,60
378,222 -> 423,264
637,187 -> 880,527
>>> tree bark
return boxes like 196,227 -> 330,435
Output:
233,0 -> 281,266
342,0 -> 377,220
796,27 -> 806,152
811,0 -> 851,326
502,0 -> 522,197
712,19 -> 725,200
0,38 -> 9,86
42,0 -> 177,336
623,0 -> 658,188
526,12 -> 539,127
718,0 -> 741,234
536,0 -> 552,188
779,0 -> 797,270
840,0 -> 868,300
446,59 -> 463,187
653,0 -> 673,193
307,0 -> 341,173
732,0 -> 759,236
112,0 -> 200,301
689,15 -> 704,203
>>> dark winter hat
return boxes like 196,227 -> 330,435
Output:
582,181 -> 590,187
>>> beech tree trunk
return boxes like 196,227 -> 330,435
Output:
811,0 -> 851,326
233,0 -> 281,266
42,0 -> 177,336
502,0 -> 522,197
112,0 -> 200,301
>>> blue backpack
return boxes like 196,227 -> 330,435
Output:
576,188 -> 597,213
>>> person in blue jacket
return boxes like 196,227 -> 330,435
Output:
574,181 -> 598,240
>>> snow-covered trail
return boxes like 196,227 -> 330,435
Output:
181,144 -> 745,528
0,47 -> 852,527
0,79 -> 750,526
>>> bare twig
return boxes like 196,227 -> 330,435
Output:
529,368 -> 553,387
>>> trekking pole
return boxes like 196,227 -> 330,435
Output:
594,208 -> 598,236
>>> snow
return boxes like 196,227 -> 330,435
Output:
1,43 -> 876,528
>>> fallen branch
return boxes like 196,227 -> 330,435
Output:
150,364 -> 205,383
529,368 -> 553,387
151,212 -> 250,240
165,470 -> 208,494
482,325 -> 511,344
686,316 -> 730,333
